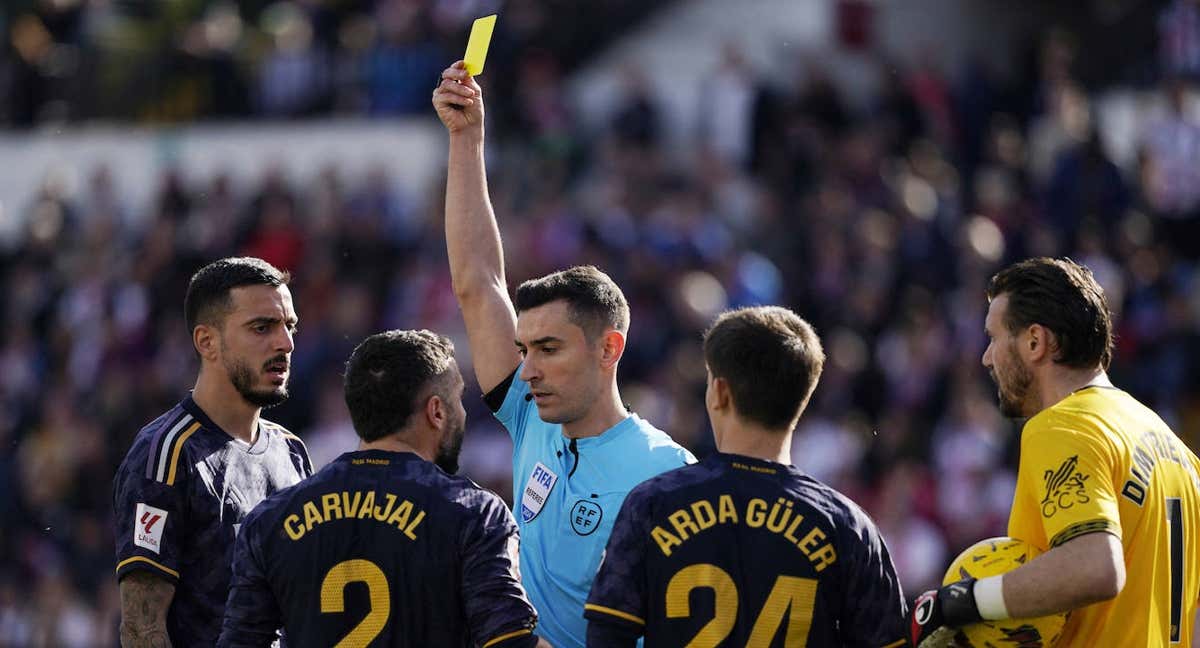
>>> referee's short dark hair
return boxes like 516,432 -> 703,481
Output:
987,257 -> 1114,370
344,330 -> 457,442
184,256 -> 290,335
514,265 -> 630,341
703,306 -> 825,430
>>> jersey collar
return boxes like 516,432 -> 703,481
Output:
182,394 -> 271,455
563,413 -> 643,449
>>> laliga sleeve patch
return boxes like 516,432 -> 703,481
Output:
134,503 -> 169,554
521,462 -> 557,522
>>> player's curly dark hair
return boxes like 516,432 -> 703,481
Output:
703,306 -> 825,430
987,257 -> 1113,370
514,265 -> 629,341
184,257 -> 290,354
343,329 -> 457,442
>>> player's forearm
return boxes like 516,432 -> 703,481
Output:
446,129 -> 506,300
1000,532 -> 1124,618
119,572 -> 175,648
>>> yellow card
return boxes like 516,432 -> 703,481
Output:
463,14 -> 497,76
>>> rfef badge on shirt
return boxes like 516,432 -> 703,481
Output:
522,462 -> 557,522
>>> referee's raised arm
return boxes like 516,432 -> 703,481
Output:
434,60 -> 521,394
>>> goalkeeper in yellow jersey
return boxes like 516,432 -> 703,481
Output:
909,257 -> 1200,648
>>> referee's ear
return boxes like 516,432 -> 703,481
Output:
597,329 -> 625,370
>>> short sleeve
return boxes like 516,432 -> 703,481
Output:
113,442 -> 189,584
217,517 -> 282,648
460,494 -> 538,648
837,510 -> 908,647
492,364 -> 535,447
1016,418 -> 1121,548
585,486 -> 651,635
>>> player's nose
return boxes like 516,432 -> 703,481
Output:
519,358 -> 539,382
276,327 -> 295,354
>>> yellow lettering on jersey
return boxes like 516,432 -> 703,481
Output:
642,495 -> 836,568
343,491 -> 362,518
718,495 -> 738,524
691,501 -> 717,530
387,500 -> 413,531
652,526 -> 683,556
668,510 -> 699,541
810,541 -> 837,572
284,491 -> 427,542
798,527 -> 825,555
358,490 -> 377,519
783,512 -> 805,543
375,493 -> 397,522
766,498 -> 795,533
322,493 -> 343,521
303,500 -> 322,532
404,510 -> 425,540
284,513 -> 305,540
746,499 -> 768,527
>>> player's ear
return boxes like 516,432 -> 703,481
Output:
709,376 -> 733,412
598,329 -> 625,369
1026,324 -> 1054,363
425,394 -> 446,430
194,324 -> 219,362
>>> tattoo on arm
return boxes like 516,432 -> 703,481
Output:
120,571 -> 175,648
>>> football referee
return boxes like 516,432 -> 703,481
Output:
434,60 -> 695,647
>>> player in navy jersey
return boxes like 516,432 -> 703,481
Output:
586,306 -> 907,647
113,257 -> 312,647
219,329 -> 547,648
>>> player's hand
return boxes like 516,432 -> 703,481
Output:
434,61 -> 483,135
908,579 -> 981,647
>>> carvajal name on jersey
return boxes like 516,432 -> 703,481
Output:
650,495 -> 838,572
282,490 -> 426,541
522,462 -> 557,522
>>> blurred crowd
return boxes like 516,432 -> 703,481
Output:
0,0 -> 661,126
4,0 -> 1200,645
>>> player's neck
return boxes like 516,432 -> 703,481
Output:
358,435 -> 433,462
715,418 -> 793,465
562,384 -> 627,439
192,370 -> 260,444
1036,367 -> 1111,413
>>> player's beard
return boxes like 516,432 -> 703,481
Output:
435,415 -> 465,474
994,344 -> 1034,418
226,354 -> 290,408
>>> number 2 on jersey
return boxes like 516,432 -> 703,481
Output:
321,559 -> 390,647
666,563 -> 817,647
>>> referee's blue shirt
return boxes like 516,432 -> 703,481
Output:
486,366 -> 695,648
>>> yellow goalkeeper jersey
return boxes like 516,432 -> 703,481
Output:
1008,385 -> 1200,647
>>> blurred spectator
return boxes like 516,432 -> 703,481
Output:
1159,0 -> 1200,80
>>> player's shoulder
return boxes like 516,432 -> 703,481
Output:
428,467 -> 511,518
1024,387 -> 1140,446
624,455 -> 723,506
118,400 -> 207,484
